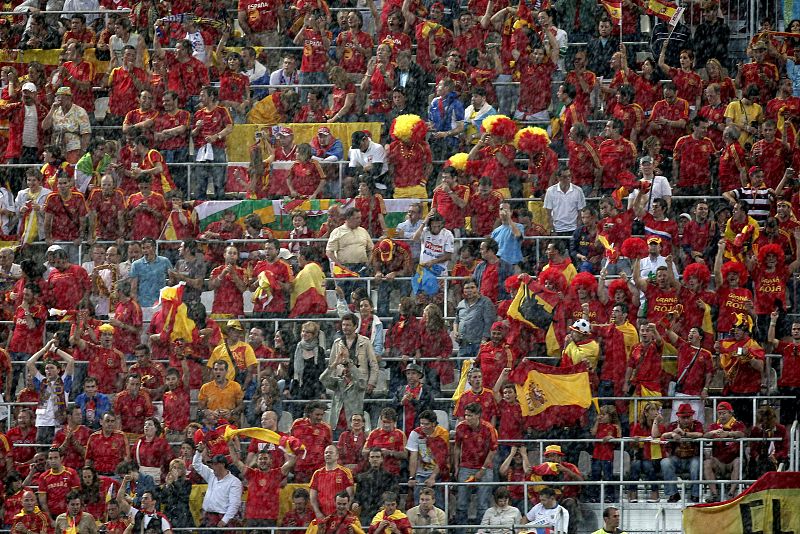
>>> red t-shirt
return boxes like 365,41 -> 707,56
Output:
649,98 -> 690,150
165,55 -> 210,107
669,67 -> 702,105
752,266 -> 787,314
289,160 -> 326,197
309,466 -> 354,515
220,71 -> 250,104
7,425 -> 37,466
155,109 -> 191,151
193,105 -> 232,149
598,137 -> 637,189
113,391 -> 155,433
52,424 -> 92,470
776,341 -> 800,387
290,419 -> 332,477
37,467 -> 80,518
467,190 -> 502,237
87,188 -> 127,240
718,141 -> 747,192
673,135 -> 716,188
593,422 -> 619,461
564,70 -> 597,116
238,0 -> 281,32
127,192 -> 168,240
108,66 -> 148,117
751,137 -> 790,189
300,28 -> 332,73
597,209 -> 635,248
365,428 -> 406,475
478,261 -> 500,303
740,62 -> 779,104
496,399 -> 523,441
673,337 -> 714,395
123,108 -> 159,140
245,467 -> 284,519
454,420 -> 497,468
707,419 -> 747,463
627,341 -> 663,393
644,284 -> 679,325
87,344 -> 126,394
248,435 -> 287,467
133,436 -> 173,473
8,304 -> 47,354
113,299 -> 143,355
210,265 -> 246,316
453,388 -> 498,423
698,103 -> 726,149
48,264 -> 91,311
252,259 -> 293,314
387,140 -> 432,188
163,384 -> 190,432
336,30 -> 373,73
567,140 -> 601,188
44,191 -> 87,241
477,341 -> 513,391
86,430 -> 129,474
63,60 -> 96,112
330,83 -> 356,117
140,149 -> 175,195
716,286 -> 753,333
431,184 -> 469,230
516,59 -> 556,114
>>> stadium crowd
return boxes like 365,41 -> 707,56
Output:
0,0 -> 799,531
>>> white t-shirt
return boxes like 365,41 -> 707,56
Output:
348,141 -> 387,174
627,175 -> 672,214
406,429 -> 437,476
419,228 -> 455,274
525,503 -> 569,532
127,506 -> 172,531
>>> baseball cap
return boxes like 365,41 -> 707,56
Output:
21,82 -> 37,93
640,155 -> 654,165
749,165 -> 763,175
351,130 -> 370,148
717,401 -> 734,412
55,86 -> 72,96
752,40 -> 767,50
46,244 -> 63,254
317,126 -> 332,136
278,127 -> 293,137
405,363 -> 424,376
225,319 -> 244,331
377,238 -> 394,261
278,248 -> 295,261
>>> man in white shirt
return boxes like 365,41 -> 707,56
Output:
412,211 -> 454,275
395,203 -> 424,263
639,237 -> 680,280
525,488 -> 569,533
192,444 -> 243,528
269,55 -> 300,93
348,130 -> 388,194
543,166 -> 586,235
463,88 -> 497,145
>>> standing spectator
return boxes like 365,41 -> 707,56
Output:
0,82 -> 47,187
25,338 -> 75,443
693,2 -> 730,68
116,485 -> 172,533
544,167 -> 586,236
229,444 -> 296,527
72,324 -> 127,396
491,202 -> 524,267
627,401 -> 665,503
653,403 -> 704,503
738,40 -> 779,105
699,83 -> 727,150
192,444 -> 243,528
106,46 -> 149,126
412,211 -> 455,274
513,36 -> 559,121
467,177 -> 503,237
127,176 -> 168,241
320,345 -> 367,434
353,449 -> 398,525
208,246 -> 248,318
7,408 -> 37,476
251,239 -> 294,319
406,410 -> 450,505
152,38 -> 210,110
750,120 -> 790,189
568,124 -> 602,197
35,448 -> 80,524
43,174 -> 88,256
310,445 -> 355,519
41,86 -> 90,164
326,207 -> 374,286
73,377 -> 111,431
293,11 -> 331,101
473,239 -> 513,303
664,325 -> 714,425
724,85 -> 763,150
15,169 -> 52,245
338,413 -> 369,474
129,237 -> 171,314
431,168 -> 470,234
369,237 -> 413,318
454,403 -> 498,527
113,374 -> 155,434
198,360 -> 244,422
291,401 -> 333,483
623,323 -> 665,413
597,119 -> 637,194
716,314 -> 766,424
587,19 -> 619,79
673,116 -> 716,196
154,91 -> 191,193
650,16 -> 693,73
649,82 -> 690,155
454,278 -> 496,359
87,175 -> 126,243
427,78 -> 465,161
191,86 -> 233,200
51,408 -> 90,473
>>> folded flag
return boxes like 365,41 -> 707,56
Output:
451,359 -> 475,401
333,264 -> 360,278
222,426 -> 306,457
251,270 -> 274,305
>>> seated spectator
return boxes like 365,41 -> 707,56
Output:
654,403 -> 704,503
748,405 -> 789,478
627,401 -> 664,503
406,487 -> 447,533
281,487 -> 316,533
478,486 -> 521,534
198,360 -> 245,423
524,487 -> 569,533
368,491 -> 412,534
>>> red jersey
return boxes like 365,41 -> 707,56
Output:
113,299 -> 143,355
44,191 -> 87,241
469,67 -> 498,105
139,149 -> 175,195
628,341 -> 663,393
669,67 -> 702,105
719,141 -> 747,192
210,264 -> 246,316
698,103 -> 727,149
108,66 -> 148,117
476,342 -> 514,391
10,509 -> 50,534
48,264 -> 90,311
113,390 -> 154,433
37,467 -> 80,518
309,466 -> 354,515
720,337 -> 765,394
155,109 -> 191,151
467,190 -> 502,237
163,384 -> 190,432
244,466 -> 284,519
611,102 -> 645,142
475,144 -> 517,190
650,97 -> 690,150
717,286 -> 753,332
219,71 -> 250,104
8,303 -> 47,354
515,59 -> 556,114
751,266 -> 787,313
496,399 -> 524,441
564,70 -> 597,116
593,422 -> 619,461
598,137 -> 637,189
164,55 -> 209,107
597,209 -> 635,247
673,337 -> 714,395
252,259 -> 293,314
567,140 -> 601,188
387,140 -> 432,189
87,188 -> 127,240
133,436 -> 173,474
750,137 -> 790,188
365,428 -> 406,475
453,387 -> 497,423
123,108 -> 159,140
86,430 -> 129,474
289,160 -> 326,197
63,60 -> 96,112
7,425 -> 37,467
192,105 -> 232,149
674,134 -> 716,188
238,0 -> 280,31
776,340 -> 800,387
290,418 -> 332,477
431,184 -> 469,230
127,192 -> 167,240
707,418 -> 747,463
87,344 -> 126,393
414,20 -> 452,73
299,28 -> 332,73
3,489 -> 24,527
454,419 -> 497,468
644,284 -> 679,325
336,30 -> 373,73
52,424 -> 91,470
740,61 -> 779,104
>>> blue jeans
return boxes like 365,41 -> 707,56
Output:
628,459 -> 659,492
590,459 -> 616,499
661,456 -> 700,498
163,147 -> 189,194
412,472 -> 445,508
192,145 -> 227,200
457,341 -> 481,359
456,467 -> 493,527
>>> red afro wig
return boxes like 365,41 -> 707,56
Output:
757,243 -> 785,265
538,268 -> 568,293
620,237 -> 649,260
683,262 -> 711,286
570,271 -> 598,295
720,260 -> 749,285
607,278 -> 631,301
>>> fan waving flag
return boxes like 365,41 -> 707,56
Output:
158,283 -> 196,342
507,278 -> 558,331
508,361 -> 592,430
222,426 -> 306,457
645,0 -> 685,23
600,0 -> 622,25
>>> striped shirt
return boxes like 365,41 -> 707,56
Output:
730,187 -> 774,225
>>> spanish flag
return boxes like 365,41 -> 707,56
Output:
644,0 -> 684,24
222,426 -> 306,457
333,264 -> 360,278
158,283 -> 195,342
508,361 -> 592,430
600,0 -> 623,25
289,261 -> 328,317
683,472 -> 800,533
451,359 -> 475,401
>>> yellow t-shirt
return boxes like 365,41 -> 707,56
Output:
723,100 -> 763,146
207,340 -> 257,381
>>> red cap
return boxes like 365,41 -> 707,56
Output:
717,401 -> 734,412
676,403 -> 695,416
317,126 -> 332,136
749,165 -> 762,175
278,127 -> 294,136
491,321 -> 508,332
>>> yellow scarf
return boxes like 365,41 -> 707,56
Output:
720,416 -> 738,430
20,189 -> 39,244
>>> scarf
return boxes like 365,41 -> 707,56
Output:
20,189 -> 40,244
293,339 -> 319,385
39,374 -> 67,425
65,512 -> 83,534
720,416 -> 738,430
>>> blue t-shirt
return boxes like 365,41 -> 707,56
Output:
129,255 -> 172,307
491,223 -> 525,266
